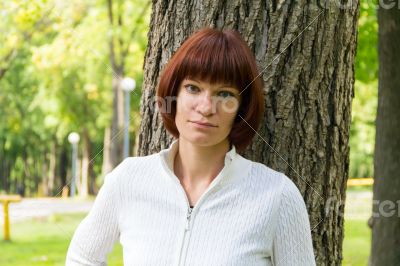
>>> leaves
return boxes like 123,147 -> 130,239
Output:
350,2 -> 378,178
0,0 -> 149,195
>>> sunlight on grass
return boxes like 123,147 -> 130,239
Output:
0,213 -> 123,266
342,186 -> 372,266
343,219 -> 371,266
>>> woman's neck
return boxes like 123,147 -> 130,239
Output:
173,138 -> 230,190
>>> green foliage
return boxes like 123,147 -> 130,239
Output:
350,2 -> 378,178
0,0 -> 150,195
354,2 -> 378,83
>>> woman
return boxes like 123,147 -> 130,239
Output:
66,28 -> 315,266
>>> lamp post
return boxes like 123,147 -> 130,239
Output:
121,77 -> 136,158
68,132 -> 80,197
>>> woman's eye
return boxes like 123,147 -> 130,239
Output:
217,91 -> 234,98
184,84 -> 199,93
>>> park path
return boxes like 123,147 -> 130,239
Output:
0,190 -> 372,225
344,190 -> 373,220
0,197 -> 93,225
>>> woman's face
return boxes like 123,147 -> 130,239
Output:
175,78 -> 241,147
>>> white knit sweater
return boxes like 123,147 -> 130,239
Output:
66,139 -> 316,266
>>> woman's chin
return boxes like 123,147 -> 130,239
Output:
180,133 -> 226,148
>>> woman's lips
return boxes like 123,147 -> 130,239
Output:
190,121 -> 217,127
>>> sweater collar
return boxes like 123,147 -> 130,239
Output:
159,139 -> 245,187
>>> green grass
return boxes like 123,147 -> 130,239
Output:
346,185 -> 373,193
0,213 -> 123,266
343,219 -> 371,266
0,197 -> 371,265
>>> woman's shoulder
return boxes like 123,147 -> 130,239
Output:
247,160 -> 286,186
246,159 -> 304,200
249,160 -> 283,177
104,153 -> 161,182
122,152 -> 160,166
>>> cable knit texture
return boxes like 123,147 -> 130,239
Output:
66,139 -> 316,266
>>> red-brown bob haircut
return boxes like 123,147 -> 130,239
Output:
157,27 -> 265,153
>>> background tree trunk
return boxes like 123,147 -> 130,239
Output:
101,126 -> 112,176
0,137 -> 4,191
41,152 -> 49,196
47,140 -> 57,196
370,7 -> 400,266
107,0 -> 125,169
80,128 -> 91,198
138,1 -> 359,265
59,145 -> 68,191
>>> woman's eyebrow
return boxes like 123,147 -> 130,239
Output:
185,79 -> 236,89
184,78 -> 239,93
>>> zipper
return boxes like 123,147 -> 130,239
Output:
177,200 -> 193,265
176,181 -> 223,265
186,207 -> 193,230
171,161 -> 230,265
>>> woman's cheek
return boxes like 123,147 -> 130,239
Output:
220,98 -> 240,114
179,95 -> 194,112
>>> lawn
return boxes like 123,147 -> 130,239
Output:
0,188 -> 371,265
0,213 -> 123,266
342,185 -> 372,266
342,219 -> 370,266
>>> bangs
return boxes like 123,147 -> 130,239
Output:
176,34 -> 248,92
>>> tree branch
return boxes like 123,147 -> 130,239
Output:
107,0 -> 118,71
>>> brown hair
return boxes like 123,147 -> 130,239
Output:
156,27 -> 264,153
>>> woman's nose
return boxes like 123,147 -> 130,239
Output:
196,94 -> 215,116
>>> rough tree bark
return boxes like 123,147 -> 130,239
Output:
138,1 -> 359,265
370,6 -> 400,266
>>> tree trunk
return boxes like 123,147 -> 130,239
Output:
47,140 -> 57,196
80,128 -> 91,198
59,144 -> 68,190
101,126 -> 113,176
0,138 -> 5,192
109,72 -> 124,168
105,0 -> 149,168
370,7 -> 400,266
41,153 -> 49,197
107,0 -> 126,169
89,160 -> 96,195
21,151 -> 31,196
138,1 -> 359,265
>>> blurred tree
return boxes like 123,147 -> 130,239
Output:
105,0 -> 150,172
137,1 -> 359,265
370,5 -> 400,266
0,0 -> 58,195
0,0 -> 52,80
0,0 -> 149,196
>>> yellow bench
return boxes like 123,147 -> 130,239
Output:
0,195 -> 22,241
347,178 -> 374,187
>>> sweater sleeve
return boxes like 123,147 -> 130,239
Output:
66,171 -> 121,266
272,175 -> 316,266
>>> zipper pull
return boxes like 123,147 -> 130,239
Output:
186,207 -> 193,230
